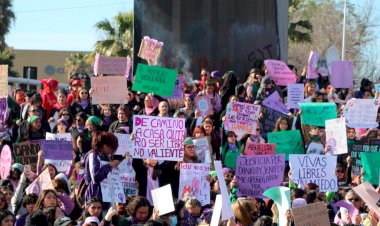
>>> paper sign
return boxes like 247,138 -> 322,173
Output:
0,145 -> 12,179
289,155 -> 338,192
13,140 -> 41,171
100,170 -> 126,204
132,63 -> 178,97
114,133 -> 134,155
245,141 -> 276,155
117,158 -> 137,195
46,132 -> 72,142
48,112 -> 58,132
91,76 -> 128,104
132,115 -> 186,161
214,161 -> 234,220
164,77 -> 183,99
225,102 -> 261,136
137,36 -> 164,65
210,195 -> 222,226
94,53 -> 131,76
192,137 -> 212,164
194,95 -> 213,117
287,83 -> 304,109
44,159 -> 71,172
351,144 -> 379,175
41,140 -> 72,160
0,65 -> 8,98
263,186 -> 290,226
179,163 -> 210,206
306,143 -> 324,155
325,118 -> 348,155
299,102 -> 337,127
151,184 -> 175,216
292,202 -> 330,226
306,51 -> 320,79
236,155 -> 285,198
25,168 -> 54,194
267,130 -> 304,160
326,45 -> 340,75
335,201 -> 359,223
353,182 -> 380,218
360,152 -> 380,185
262,91 -> 289,114
330,60 -> 353,88
264,60 -> 297,86
343,99 -> 378,128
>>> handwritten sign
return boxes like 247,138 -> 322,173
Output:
262,91 -> 289,114
44,159 -> 71,172
151,184 -> 175,216
192,137 -> 212,164
351,144 -> 379,175
164,77 -> 184,99
94,53 -> 131,76
290,155 -> 338,192
0,65 -> 8,98
137,36 -> 164,65
41,140 -> 72,160
225,102 -> 260,136
264,60 -> 297,86
343,99 -> 378,128
360,152 -> 380,185
292,202 -> 330,226
0,145 -> 12,180
330,60 -> 353,88
118,158 -> 137,195
114,133 -> 134,155
325,118 -> 348,155
306,51 -> 320,79
25,168 -> 54,194
48,112 -> 58,132
287,83 -> 304,109
100,170 -> 126,203
194,95 -> 213,117
91,76 -> 128,104
179,163 -> 210,206
299,102 -> 337,127
236,155 -> 285,198
46,132 -> 72,141
245,140 -> 276,155
267,130 -> 304,160
133,115 -> 186,161
13,140 -> 41,171
132,64 -> 177,97
335,200 -> 359,223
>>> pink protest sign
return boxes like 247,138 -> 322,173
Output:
306,51 -> 320,79
330,60 -> 353,88
0,145 -> 12,180
91,76 -> 128,104
262,91 -> 289,114
335,201 -> 359,223
138,36 -> 164,65
245,140 -> 276,155
25,168 -> 54,195
194,95 -> 213,117
264,60 -> 296,86
225,102 -> 261,136
93,53 -> 131,76
353,181 -> 380,218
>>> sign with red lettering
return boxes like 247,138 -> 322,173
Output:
225,102 -> 260,137
132,115 -> 186,161
245,140 -> 276,156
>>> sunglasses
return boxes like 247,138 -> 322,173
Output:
80,92 -> 88,94
228,134 -> 237,138
186,145 -> 195,149
348,198 -> 360,202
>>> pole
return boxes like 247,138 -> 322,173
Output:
342,0 -> 347,60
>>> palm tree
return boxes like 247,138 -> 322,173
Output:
0,0 -> 16,51
288,0 -> 313,43
64,52 -> 93,79
95,12 -> 133,57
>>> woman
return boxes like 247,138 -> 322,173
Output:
70,88 -> 94,117
219,71 -> 238,111
0,192 -> 7,211
221,131 -> 241,170
119,196 -> 151,226
0,209 -> 14,226
232,198 -> 258,226
81,198 -> 103,224
177,95 -> 195,118
197,80 -> 222,114
15,194 -> 38,226
42,206 -> 66,226
304,81 -> 317,100
133,158 -> 160,205
37,150 -> 74,180
70,112 -> 88,154
273,117 -> 290,132
77,116 -> 102,155
244,69 -> 261,103
32,189 -> 74,216
17,115 -> 46,142
109,105 -> 131,133
138,94 -> 159,116
49,89 -> 69,121
202,117 -> 221,160
334,190 -> 364,225
99,105 -> 116,132
40,78 -> 59,118
240,126 -> 265,155
182,138 -> 200,163
192,126 -> 206,138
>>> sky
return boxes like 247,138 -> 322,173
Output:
6,0 -> 133,51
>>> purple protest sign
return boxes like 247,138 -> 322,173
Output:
0,145 -> 12,180
163,77 -> 184,99
330,60 -> 353,88
94,53 -> 132,76
306,51 -> 320,79
262,91 -> 289,114
264,60 -> 297,86
236,154 -> 285,198
41,140 -> 72,160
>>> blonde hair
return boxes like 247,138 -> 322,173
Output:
232,199 -> 257,226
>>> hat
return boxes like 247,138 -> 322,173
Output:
87,116 -> 101,127
54,217 -> 77,226
222,167 -> 234,175
292,198 -> 307,208
12,163 -> 24,172
184,137 -> 194,146
71,80 -> 81,86
27,115 -> 39,124
211,71 -> 222,78
84,216 -> 100,225
25,210 -> 48,226
57,118 -> 68,127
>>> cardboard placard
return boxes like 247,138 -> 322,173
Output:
91,76 -> 128,104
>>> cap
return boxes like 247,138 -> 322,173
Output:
292,198 -> 307,208
84,216 -> 100,225
211,71 -> 222,78
12,163 -> 24,172
71,80 -> 81,86
184,137 -> 194,146
57,118 -> 68,127
54,217 -> 77,226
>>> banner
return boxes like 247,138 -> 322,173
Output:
93,53 -> 131,76
360,152 -> 380,185
236,155 -> 285,198
292,202 -> 330,226
100,170 -> 126,203
44,159 -> 71,172
137,36 -> 164,65
192,137 -> 212,164
194,95 -> 213,117
13,140 -> 41,171
267,130 -> 304,160
289,155 -> 338,192
132,64 -> 177,97
299,102 -> 337,127
0,65 -> 8,98
225,102 -> 260,136
41,140 -> 72,160
25,168 -> 54,194
262,91 -> 289,114
0,145 -> 12,180
351,144 -> 379,175
325,118 -> 348,155
132,115 -> 186,161
326,45 -> 340,75
343,99 -> 378,128
214,161 -> 234,220
91,76 -> 128,104
245,140 -> 276,155
330,60 -> 354,88
306,51 -> 320,79
287,83 -> 304,109
264,60 -> 297,86
179,163 -> 210,206
46,132 -> 71,141
114,133 -> 134,155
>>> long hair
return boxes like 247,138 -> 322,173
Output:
33,189 -> 58,212
91,131 -> 118,154
127,196 -> 151,218
232,199 -> 257,226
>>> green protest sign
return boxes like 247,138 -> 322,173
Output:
132,63 -> 177,97
360,152 -> 380,185
299,102 -> 337,127
267,130 -> 304,160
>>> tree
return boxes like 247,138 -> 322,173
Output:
0,0 -> 15,51
288,0 -> 313,43
95,12 -> 133,57
64,52 -> 93,78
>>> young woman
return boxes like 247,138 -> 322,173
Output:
49,89 -> 69,121
304,81 -> 317,100
77,116 -> 102,155
17,115 -> 46,142
133,159 -> 160,205
99,105 -> 116,132
221,131 -> 241,170
15,194 -> 38,226
0,209 -> 14,226
32,189 -> 74,216
70,88 -> 94,117
232,198 -> 258,226
109,105 -> 131,133
0,191 -> 8,211
138,94 -> 159,116
70,112 -> 88,155
119,196 -> 151,225
273,116 -> 290,132
81,198 -> 103,223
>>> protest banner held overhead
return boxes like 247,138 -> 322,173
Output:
0,65 -> 8,98
225,102 -> 260,137
93,53 -> 131,76
245,141 -> 276,156
91,76 -> 128,104
264,60 -> 297,86
267,130 -> 304,160
299,102 -> 337,127
343,99 -> 379,128
0,145 -> 12,180
137,36 -> 164,65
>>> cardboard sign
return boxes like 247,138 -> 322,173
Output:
114,133 -> 134,155
94,53 -> 131,76
306,51 -> 320,79
25,168 -> 54,194
262,91 -> 289,114
179,163 -> 210,206
194,95 -> 213,117
132,115 -> 186,161
263,186 -> 290,226
164,77 -> 183,99
360,152 -> 380,185
259,107 -> 291,137
287,83 -> 304,109
245,141 -> 276,155
343,99 -> 378,128
0,65 -> 8,98
306,143 -> 324,155
210,195 -> 222,226
137,36 -> 164,65
330,60 -> 354,88
91,76 -> 128,104
292,202 -> 330,226
225,102 -> 260,136
299,102 -> 337,127
353,182 -> 380,218
41,140 -> 72,160
325,118 -> 348,155
192,137 -> 212,164
118,158 -> 137,195
351,144 -> 379,175
100,170 -> 126,203
13,140 -> 41,171
264,60 -> 297,86
214,161 -> 234,220
290,155 -> 338,192
46,132 -> 71,141
236,155 -> 285,198
267,130 -> 304,160
151,184 -> 175,216
0,145 -> 12,179
132,63 -> 177,97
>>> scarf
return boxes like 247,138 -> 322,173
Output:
79,99 -> 89,109
145,95 -> 159,116
228,143 -> 237,152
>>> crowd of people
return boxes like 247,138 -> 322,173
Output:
0,61 -> 379,226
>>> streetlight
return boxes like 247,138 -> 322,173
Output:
342,0 -> 347,60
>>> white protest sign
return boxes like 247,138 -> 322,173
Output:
117,158 -> 137,195
225,102 -> 261,136
114,133 -> 134,155
214,161 -> 234,220
287,83 -> 304,109
292,202 -> 330,226
25,168 -> 54,194
343,99 -> 378,128
0,65 -> 8,98
326,45 -> 340,75
48,112 -> 58,132
100,170 -> 126,204
192,137 -> 212,164
46,132 -> 72,142
306,143 -> 324,155
151,184 -> 175,216
44,159 -> 71,172
210,195 -> 222,226
289,155 -> 338,192
326,117 -> 348,155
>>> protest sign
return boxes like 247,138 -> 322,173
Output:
360,152 -> 380,185
41,140 -> 72,160
225,102 -> 260,136
262,91 -> 289,114
118,158 -> 137,195
306,143 -> 324,155
151,184 -> 175,216
194,95 -> 213,117
267,130 -> 304,160
93,53 -> 131,76
163,77 -> 183,99
132,64 -> 177,97
245,140 -> 276,156
114,133 -> 134,155
299,102 -> 337,127
335,201 -> 359,223
13,140 -> 41,171
289,154 -> 338,192
210,195 -> 222,226
46,132 -> 72,141
0,145 -> 12,180
351,144 -> 379,175
264,60 -> 297,86
326,45 -> 340,75
179,163 -> 210,205
330,60 -> 354,88
370,139 -> 380,145
236,154 -> 285,198
343,99 -> 378,128
325,118 -> 348,155
287,83 -> 304,109
0,65 -> 8,98
49,112 -> 58,132
214,161 -> 234,220
100,170 -> 126,204
259,107 -> 291,137
44,159 -> 71,172
192,137 -> 212,164
91,76 -> 128,104
137,36 -> 164,65
263,186 -> 290,226
353,182 -> 380,218
306,51 -> 320,79
133,115 -> 186,161
25,168 -> 54,194
292,202 -> 330,226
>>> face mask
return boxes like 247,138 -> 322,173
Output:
171,216 -> 177,226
